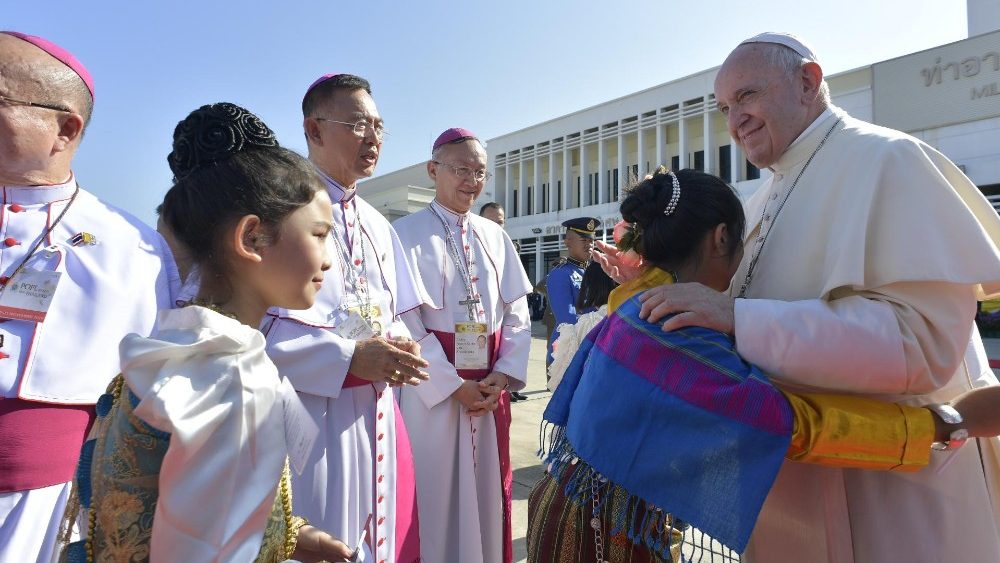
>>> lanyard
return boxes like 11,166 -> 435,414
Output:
737,118 -> 841,298
330,199 -> 374,322
0,184 -> 80,291
430,203 -> 481,322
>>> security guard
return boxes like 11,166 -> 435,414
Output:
545,217 -> 598,365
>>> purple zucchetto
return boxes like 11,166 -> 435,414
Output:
433,128 -> 479,151
738,32 -> 819,63
1,31 -> 95,99
303,73 -> 343,103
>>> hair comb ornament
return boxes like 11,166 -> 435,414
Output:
663,170 -> 681,216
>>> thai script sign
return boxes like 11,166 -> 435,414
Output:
874,30 -> 1000,132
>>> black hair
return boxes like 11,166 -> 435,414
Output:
576,261 -> 618,310
159,103 -> 323,277
619,168 -> 745,269
302,74 -> 372,117
480,202 -> 503,215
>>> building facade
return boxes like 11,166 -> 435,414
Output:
364,27 -> 1000,284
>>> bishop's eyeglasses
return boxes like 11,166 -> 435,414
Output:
0,93 -> 72,113
314,117 -> 388,141
433,161 -> 492,183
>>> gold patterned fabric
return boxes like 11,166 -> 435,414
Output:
60,375 -> 298,562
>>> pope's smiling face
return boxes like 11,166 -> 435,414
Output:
714,45 -> 816,169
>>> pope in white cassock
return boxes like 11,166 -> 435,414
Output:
0,32 -> 178,562
261,74 -> 428,563
394,128 -> 532,563
635,33 -> 1000,563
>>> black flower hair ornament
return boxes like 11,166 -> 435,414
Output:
168,102 -> 278,180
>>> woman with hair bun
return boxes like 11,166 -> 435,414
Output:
527,168 -> 1000,563
59,103 -> 354,562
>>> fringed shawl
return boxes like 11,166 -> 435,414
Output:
540,268 -> 794,555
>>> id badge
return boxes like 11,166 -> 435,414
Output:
332,309 -> 376,340
0,269 -> 62,322
454,317 -> 489,370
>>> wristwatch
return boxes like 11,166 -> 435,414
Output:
926,403 -> 969,451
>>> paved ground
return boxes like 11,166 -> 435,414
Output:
508,323 -> 552,562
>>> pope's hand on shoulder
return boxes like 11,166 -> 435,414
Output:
350,336 -> 430,386
291,525 -> 354,562
639,282 -> 736,334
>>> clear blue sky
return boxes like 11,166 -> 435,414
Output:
7,0 -> 967,225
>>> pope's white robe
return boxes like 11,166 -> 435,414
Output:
0,177 -> 177,563
262,176 -> 423,563
393,202 -> 532,563
731,107 -> 1000,563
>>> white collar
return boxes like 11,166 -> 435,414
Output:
1,174 -> 78,205
770,107 -> 841,174
430,199 -> 469,226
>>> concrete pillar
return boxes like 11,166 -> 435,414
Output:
534,243 -> 543,284
597,137 -> 607,205
504,162 -> 512,215
548,151 -> 558,213
617,129 -> 627,200
656,119 -> 665,170
636,115 -> 646,176
533,155 -> 542,215
562,146 -> 571,210
517,161 -> 526,217
730,143 -> 743,184
703,108 -> 714,175
678,118 -> 688,169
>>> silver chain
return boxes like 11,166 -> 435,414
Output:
430,202 -> 481,322
737,117 -> 841,298
590,474 -> 608,563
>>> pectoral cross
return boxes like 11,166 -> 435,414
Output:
460,295 -> 480,322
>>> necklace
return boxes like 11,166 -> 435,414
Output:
567,256 -> 588,269
187,299 -> 239,321
430,202 -> 482,323
737,117 -> 841,298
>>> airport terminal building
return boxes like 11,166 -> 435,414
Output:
363,7 -> 1000,284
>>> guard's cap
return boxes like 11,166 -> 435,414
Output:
737,32 -> 819,63
562,217 -> 600,239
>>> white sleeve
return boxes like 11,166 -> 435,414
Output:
131,357 -> 286,562
400,309 -> 464,408
493,295 -> 532,388
262,313 -> 353,399
734,281 -> 977,395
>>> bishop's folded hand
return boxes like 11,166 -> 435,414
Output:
349,336 -> 430,385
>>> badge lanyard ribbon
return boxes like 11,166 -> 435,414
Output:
330,199 -> 374,325
430,203 -> 483,323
